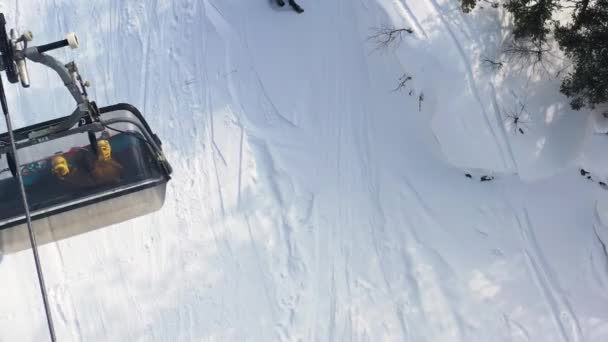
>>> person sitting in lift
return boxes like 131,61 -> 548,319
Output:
51,153 -> 96,188
91,139 -> 123,185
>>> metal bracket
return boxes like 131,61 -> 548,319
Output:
24,47 -> 86,105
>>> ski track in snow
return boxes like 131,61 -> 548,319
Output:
398,185 -> 469,342
589,223 -> 608,297
423,0 -> 510,171
489,82 -> 519,171
503,313 -> 532,342
395,0 -> 429,39
516,210 -> 584,342
0,0 -> 606,341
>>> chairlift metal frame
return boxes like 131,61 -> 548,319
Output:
0,13 -> 173,249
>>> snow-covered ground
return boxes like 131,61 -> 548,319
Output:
1,0 -> 608,341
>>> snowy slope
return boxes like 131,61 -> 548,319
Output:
1,0 -> 608,341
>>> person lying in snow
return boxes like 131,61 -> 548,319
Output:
276,0 -> 304,13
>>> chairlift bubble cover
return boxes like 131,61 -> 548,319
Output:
0,104 -> 171,253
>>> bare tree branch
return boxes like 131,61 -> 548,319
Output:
502,99 -> 531,135
502,38 -> 553,74
368,26 -> 414,51
481,55 -> 504,71
392,73 -> 413,92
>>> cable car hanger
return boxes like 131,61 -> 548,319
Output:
0,20 -> 170,173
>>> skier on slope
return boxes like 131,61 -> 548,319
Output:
276,0 -> 304,13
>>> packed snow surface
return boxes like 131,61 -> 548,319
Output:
1,0 -> 608,341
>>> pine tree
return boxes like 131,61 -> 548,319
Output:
458,0 -> 607,109
461,0 -> 478,13
555,0 -> 608,109
503,0 -> 557,44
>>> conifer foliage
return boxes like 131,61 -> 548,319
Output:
460,0 -> 478,12
554,0 -> 608,109
460,0 -> 608,109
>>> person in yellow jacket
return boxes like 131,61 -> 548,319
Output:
51,153 -> 96,189
51,138 -> 122,188
91,139 -> 123,185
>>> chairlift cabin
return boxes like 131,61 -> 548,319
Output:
0,15 -> 172,253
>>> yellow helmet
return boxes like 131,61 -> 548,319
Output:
51,155 -> 70,177
97,139 -> 112,161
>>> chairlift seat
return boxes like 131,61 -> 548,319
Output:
0,104 -> 171,253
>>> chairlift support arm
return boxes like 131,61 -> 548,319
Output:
4,24 -> 92,137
